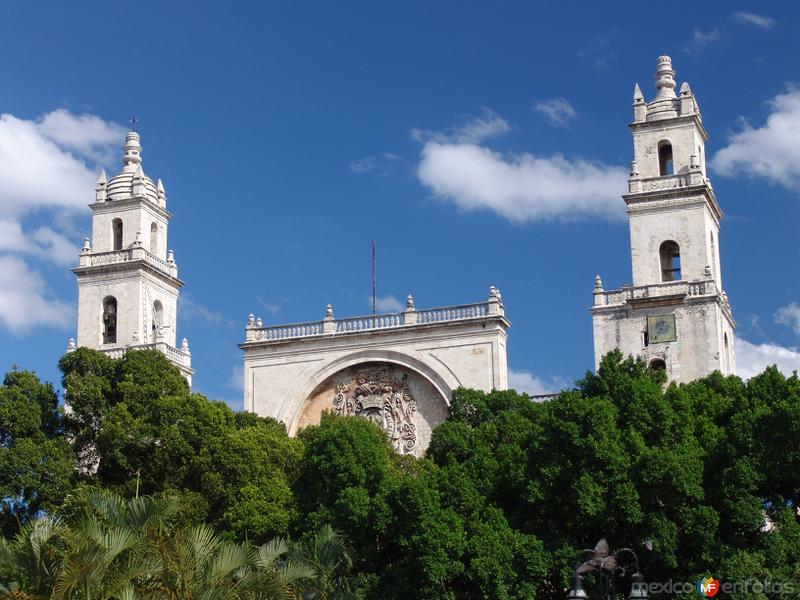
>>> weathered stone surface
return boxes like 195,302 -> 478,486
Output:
592,56 -> 736,383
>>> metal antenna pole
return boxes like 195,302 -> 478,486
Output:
372,240 -> 377,315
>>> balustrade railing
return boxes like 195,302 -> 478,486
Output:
594,279 -> 718,306
99,341 -> 191,367
245,300 -> 498,343
79,247 -> 178,277
628,171 -> 707,194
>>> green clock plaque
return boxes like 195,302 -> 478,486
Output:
647,314 -> 677,343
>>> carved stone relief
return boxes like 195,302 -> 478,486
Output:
332,366 -> 418,453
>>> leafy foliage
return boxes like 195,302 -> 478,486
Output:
3,348 -> 800,599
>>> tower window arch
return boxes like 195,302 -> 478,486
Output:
660,240 -> 681,281
102,296 -> 117,344
658,141 -> 674,176
149,222 -> 158,255
112,218 -> 123,251
152,300 -> 164,342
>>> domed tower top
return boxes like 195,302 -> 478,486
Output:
105,128 -> 162,205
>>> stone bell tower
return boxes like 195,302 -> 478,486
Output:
70,127 -> 193,384
591,56 -> 735,382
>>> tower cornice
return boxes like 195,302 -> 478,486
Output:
629,113 -> 708,141
89,196 -> 172,220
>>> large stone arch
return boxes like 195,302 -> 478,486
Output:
284,349 -> 456,456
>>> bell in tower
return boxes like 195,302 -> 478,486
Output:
70,124 -> 194,385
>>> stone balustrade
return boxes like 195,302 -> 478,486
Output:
628,171 -> 706,194
78,246 -> 178,278
98,341 -> 191,367
244,292 -> 504,344
593,278 -> 718,307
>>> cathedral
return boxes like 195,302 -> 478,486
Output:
69,55 -> 735,454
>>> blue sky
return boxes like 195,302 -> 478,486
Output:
1,1 -> 799,408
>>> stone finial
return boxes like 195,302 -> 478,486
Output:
95,170 -> 107,201
594,274 -> 604,291
167,249 -> 175,263
489,285 -> 498,299
633,83 -> 644,103
67,338 -> 76,352
704,265 -> 712,277
181,337 -> 190,353
495,288 -> 503,303
322,303 -> 336,333
134,230 -> 143,246
122,130 -> 142,171
690,154 -> 700,170
132,330 -> 139,344
256,316 -> 263,327
81,238 -> 91,253
630,160 -> 639,177
247,313 -> 255,326
406,294 -> 415,310
654,55 -> 676,99
157,178 -> 165,195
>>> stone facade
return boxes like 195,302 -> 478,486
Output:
240,290 -> 509,455
591,56 -> 735,382
70,130 -> 193,384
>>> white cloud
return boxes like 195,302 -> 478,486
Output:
712,88 -> 800,189
179,295 -> 234,326
0,110 -> 122,218
349,153 -> 403,175
416,139 -> 627,223
733,12 -> 775,30
411,108 -> 509,145
736,338 -> 800,380
508,368 -> 567,397
0,109 -> 122,334
0,255 -> 72,334
775,302 -> 800,335
0,220 -> 77,267
36,109 -> 126,165
533,97 -> 577,128
687,28 -> 722,52
371,295 -> 404,313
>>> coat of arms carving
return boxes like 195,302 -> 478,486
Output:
333,366 -> 418,453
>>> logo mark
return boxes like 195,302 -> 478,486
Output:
697,577 -> 720,597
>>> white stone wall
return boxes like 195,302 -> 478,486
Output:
592,297 -> 735,381
76,269 -> 179,349
631,120 -> 707,179
628,197 -> 719,286
241,318 -> 508,452
91,199 -> 169,260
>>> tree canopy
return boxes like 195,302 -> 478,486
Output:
1,347 -> 799,599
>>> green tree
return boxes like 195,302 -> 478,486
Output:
60,349 -> 300,541
0,370 -> 73,536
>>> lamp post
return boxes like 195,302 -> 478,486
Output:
566,540 -> 649,600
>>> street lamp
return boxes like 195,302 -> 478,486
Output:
566,540 -> 649,600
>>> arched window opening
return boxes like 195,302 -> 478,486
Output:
112,218 -> 123,251
149,222 -> 158,255
649,359 -> 667,371
660,240 -> 681,281
152,300 -> 164,342
658,142 -> 674,176
723,333 -> 730,371
102,296 -> 117,344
